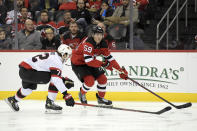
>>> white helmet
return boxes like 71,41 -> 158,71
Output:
57,44 -> 72,56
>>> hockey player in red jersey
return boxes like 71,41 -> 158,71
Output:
71,26 -> 128,105
5,44 -> 75,113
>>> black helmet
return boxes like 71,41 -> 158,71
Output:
92,26 -> 104,35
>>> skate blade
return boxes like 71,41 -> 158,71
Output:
45,109 -> 62,114
98,104 -> 113,108
4,98 -> 19,112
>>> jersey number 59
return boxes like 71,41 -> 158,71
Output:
84,45 -> 92,53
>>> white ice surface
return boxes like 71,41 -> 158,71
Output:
0,100 -> 197,131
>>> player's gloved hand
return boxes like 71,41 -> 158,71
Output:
119,67 -> 128,80
62,77 -> 74,89
102,60 -> 112,71
63,91 -> 75,107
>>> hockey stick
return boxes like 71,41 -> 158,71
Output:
75,102 -> 171,115
127,77 -> 192,109
113,67 -> 192,109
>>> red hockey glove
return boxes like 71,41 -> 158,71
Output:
119,67 -> 128,80
63,91 -> 75,107
62,77 -> 74,89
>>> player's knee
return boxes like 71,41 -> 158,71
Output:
22,81 -> 37,90
29,84 -> 37,90
23,84 -> 37,90
83,75 -> 95,87
48,83 -> 58,92
97,74 -> 107,85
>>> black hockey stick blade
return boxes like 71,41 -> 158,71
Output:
156,106 -> 172,114
175,102 -> 192,109
75,102 -> 171,115
126,77 -> 192,109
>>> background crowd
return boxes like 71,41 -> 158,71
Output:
0,0 -> 196,50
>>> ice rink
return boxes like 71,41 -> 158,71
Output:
0,100 -> 196,131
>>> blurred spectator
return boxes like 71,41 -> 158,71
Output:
58,0 -> 77,10
105,0 -> 138,44
108,0 -> 122,9
71,0 -> 92,31
0,0 -> 7,25
0,29 -> 13,49
93,1 -> 114,22
104,0 -> 138,26
41,28 -> 61,50
16,19 -> 42,50
6,0 -> 32,25
36,10 -> 57,33
57,11 -> 75,36
4,0 -> 14,11
0,24 -> 13,38
136,0 -> 150,30
87,0 -> 102,11
97,22 -> 116,50
24,0 -> 29,8
16,7 -> 33,31
28,0 -> 42,20
62,21 -> 86,49
28,0 -> 41,11
83,0 -> 90,9
11,7 -> 34,37
136,0 -> 149,10
40,0 -> 59,12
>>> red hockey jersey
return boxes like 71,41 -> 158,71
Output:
71,37 -> 121,70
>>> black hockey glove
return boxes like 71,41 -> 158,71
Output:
102,60 -> 110,68
102,60 -> 113,71
63,91 -> 75,107
62,77 -> 74,89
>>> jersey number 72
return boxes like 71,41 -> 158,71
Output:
32,53 -> 49,62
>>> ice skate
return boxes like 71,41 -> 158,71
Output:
45,97 -> 62,114
4,96 -> 19,111
78,88 -> 87,104
96,93 -> 113,107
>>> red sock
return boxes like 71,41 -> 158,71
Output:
81,87 -> 87,95
98,91 -> 106,98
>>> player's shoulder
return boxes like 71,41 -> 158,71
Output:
100,40 -> 108,48
49,52 -> 63,69
85,37 -> 96,48
48,52 -> 60,63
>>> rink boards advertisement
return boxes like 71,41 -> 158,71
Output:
0,51 -> 197,102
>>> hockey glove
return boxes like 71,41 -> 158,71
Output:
62,77 -> 74,89
63,91 -> 75,107
119,67 -> 128,80
102,60 -> 113,71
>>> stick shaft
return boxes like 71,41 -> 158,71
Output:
127,77 -> 176,107
112,67 -> 192,109
75,102 -> 170,115
127,77 -> 192,109
113,67 -> 173,105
